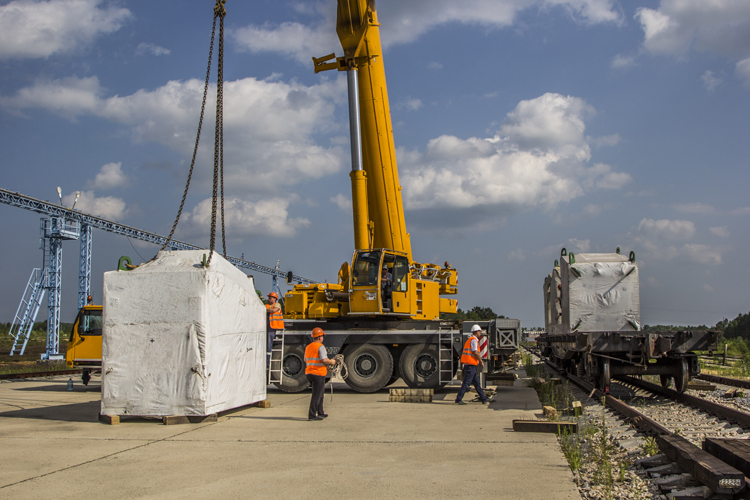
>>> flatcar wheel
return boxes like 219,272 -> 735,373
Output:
659,374 -> 673,389
674,358 -> 689,394
598,359 -> 610,394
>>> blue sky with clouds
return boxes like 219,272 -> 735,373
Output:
0,0 -> 748,329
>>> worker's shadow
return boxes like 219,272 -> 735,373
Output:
0,401 -> 101,422
13,381 -> 101,393
234,415 -> 310,422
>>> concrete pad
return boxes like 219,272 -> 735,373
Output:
0,374 -> 580,499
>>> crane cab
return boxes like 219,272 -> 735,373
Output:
349,249 -> 411,316
285,249 -> 457,321
65,305 -> 103,376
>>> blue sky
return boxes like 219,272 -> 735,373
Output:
0,0 -> 749,329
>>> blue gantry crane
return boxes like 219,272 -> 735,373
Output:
0,187 -> 316,360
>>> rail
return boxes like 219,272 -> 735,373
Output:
526,346 -> 747,496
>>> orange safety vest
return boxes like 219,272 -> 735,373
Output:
266,304 -> 284,330
305,342 -> 327,376
461,335 -> 479,366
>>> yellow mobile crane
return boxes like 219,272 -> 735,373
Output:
285,0 -> 457,320
272,0 -> 521,393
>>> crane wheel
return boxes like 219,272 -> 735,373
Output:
272,345 -> 309,393
342,344 -> 393,393
399,344 -> 443,390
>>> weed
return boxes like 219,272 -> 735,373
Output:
559,423 -> 584,471
618,460 -> 630,482
641,436 -> 659,456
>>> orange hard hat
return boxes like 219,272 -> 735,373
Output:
311,327 -> 325,338
268,292 -> 278,299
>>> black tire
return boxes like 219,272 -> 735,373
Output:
343,344 -> 393,393
399,343 -> 445,390
273,344 -> 310,393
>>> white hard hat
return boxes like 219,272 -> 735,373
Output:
471,324 -> 482,332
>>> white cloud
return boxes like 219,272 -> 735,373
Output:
710,226 -> 730,238
87,162 -> 128,190
428,62 -> 443,70
635,2 -> 750,61
63,190 -> 127,220
611,54 -> 636,69
588,133 -> 620,147
637,218 -> 696,240
233,1 -> 622,64
568,238 -> 590,253
673,202 -> 718,215
0,75 -> 347,194
582,204 -> 603,217
395,97 -> 423,111
180,196 -> 310,239
0,0 -> 131,59
330,193 -> 352,211
136,42 -> 171,56
398,93 -> 631,218
737,58 -> 750,87
631,218 -> 723,266
683,243 -> 722,265
730,206 -> 750,215
703,284 -> 714,292
509,249 -> 526,261
701,70 -> 723,91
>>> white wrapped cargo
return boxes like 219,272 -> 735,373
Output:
556,251 -> 640,333
100,250 -> 266,417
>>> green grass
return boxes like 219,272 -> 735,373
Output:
0,361 -> 72,376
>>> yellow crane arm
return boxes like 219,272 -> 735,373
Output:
315,0 -> 412,261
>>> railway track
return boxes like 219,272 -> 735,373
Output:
524,347 -> 750,497
0,369 -> 80,380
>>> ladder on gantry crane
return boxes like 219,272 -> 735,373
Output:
9,268 -> 48,356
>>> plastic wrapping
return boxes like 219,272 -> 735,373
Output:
558,252 -> 640,333
100,250 -> 266,417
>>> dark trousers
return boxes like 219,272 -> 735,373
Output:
307,374 -> 326,418
455,364 -> 487,403
267,329 -> 278,366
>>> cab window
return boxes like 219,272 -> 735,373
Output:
392,256 -> 409,292
352,251 -> 382,286
79,310 -> 103,336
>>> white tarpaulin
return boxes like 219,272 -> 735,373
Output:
560,252 -> 640,332
100,250 -> 267,417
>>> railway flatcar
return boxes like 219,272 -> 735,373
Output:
538,248 -> 718,393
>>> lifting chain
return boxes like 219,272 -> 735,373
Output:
329,354 -> 348,402
161,0 -> 227,268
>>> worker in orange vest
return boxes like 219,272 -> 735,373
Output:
455,324 -> 488,405
305,328 -> 337,420
266,292 -> 284,367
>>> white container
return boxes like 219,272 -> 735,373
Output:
554,252 -> 640,333
100,250 -> 266,417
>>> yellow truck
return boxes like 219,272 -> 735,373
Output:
65,303 -> 102,385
